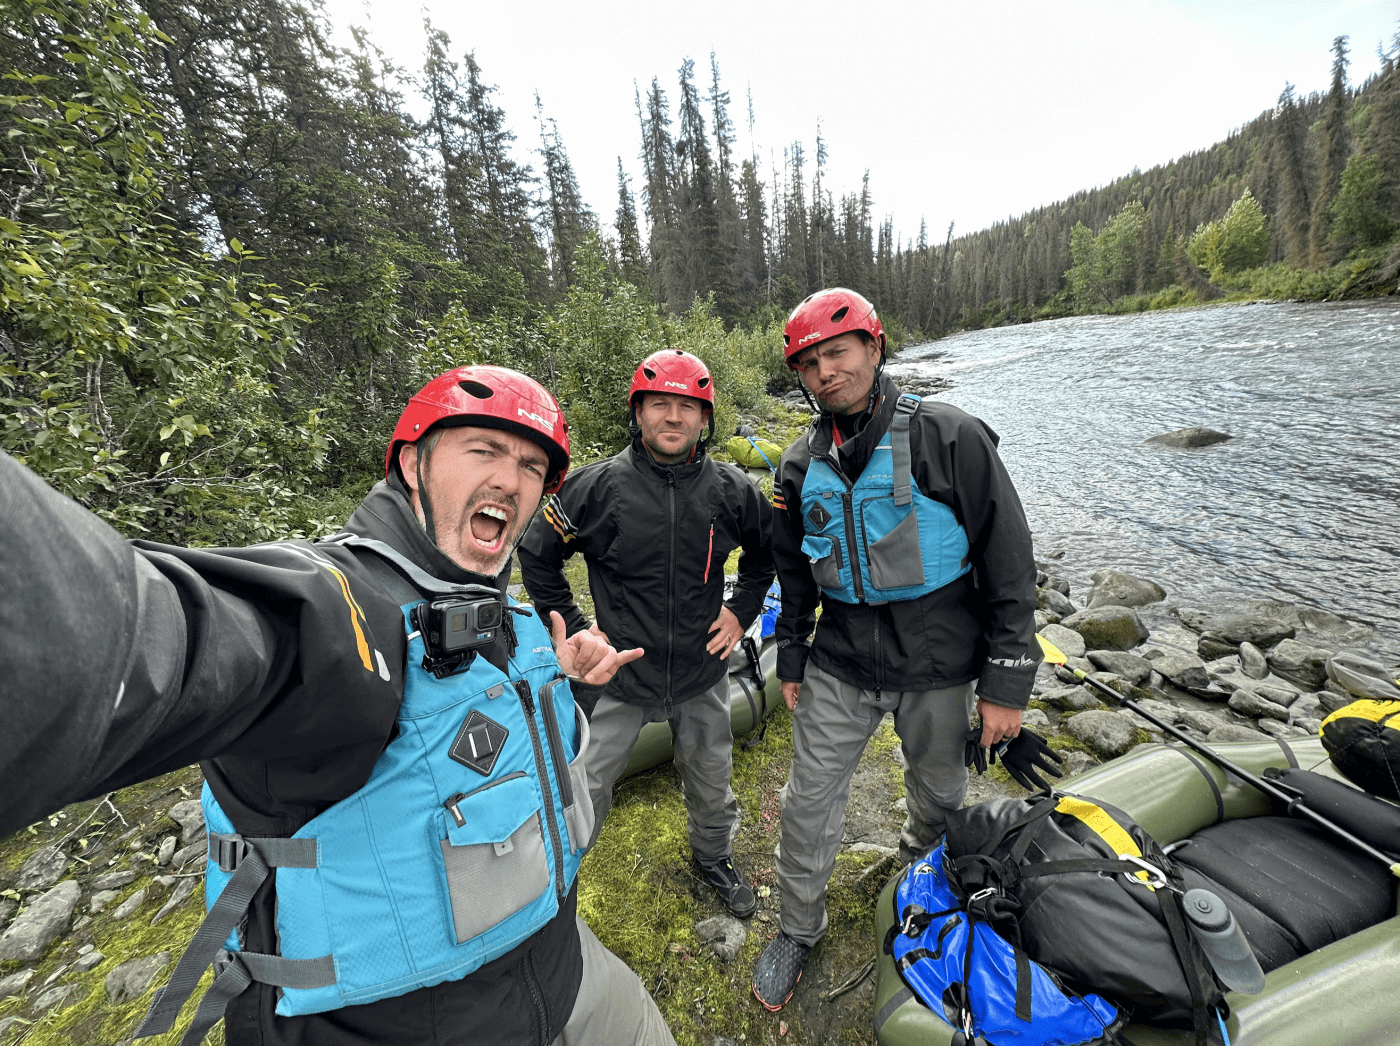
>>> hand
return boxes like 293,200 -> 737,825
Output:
706,606 -> 743,658
551,611 -> 643,686
976,699 -> 1022,748
991,730 -> 1064,793
587,622 -> 610,645
781,681 -> 802,711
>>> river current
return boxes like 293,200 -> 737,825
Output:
887,300 -> 1400,663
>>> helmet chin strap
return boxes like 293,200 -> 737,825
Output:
415,447 -> 440,549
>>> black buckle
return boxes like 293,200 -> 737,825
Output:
210,832 -> 250,873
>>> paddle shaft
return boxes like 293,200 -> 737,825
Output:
1069,667 -> 1400,878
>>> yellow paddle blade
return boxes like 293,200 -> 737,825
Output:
1036,633 -> 1068,666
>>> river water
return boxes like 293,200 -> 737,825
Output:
888,300 -> 1400,663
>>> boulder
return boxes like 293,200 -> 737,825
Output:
172,841 -> 206,868
1243,598 -> 1374,646
73,949 -> 105,973
1041,685 -> 1100,712
695,915 -> 747,962
16,847 -> 70,892
1267,639 -> 1333,690
1142,648 -> 1210,690
0,899 -> 13,931
1228,689 -> 1292,722
151,878 -> 196,925
1256,719 -> 1310,740
1177,709 -> 1228,735
1034,610 -> 1055,630
1039,623 -> 1085,659
1059,750 -> 1102,777
1294,717 -> 1323,735
1178,611 -> 1295,648
0,969 -> 34,998
105,952 -> 169,1005
1326,653 -> 1400,702
1037,588 -> 1076,618
1059,606 -> 1149,652
1064,710 -> 1140,757
1055,656 -> 1096,685
89,890 -> 120,914
1289,693 -> 1323,722
1197,632 -> 1239,661
32,983 -> 84,1014
1086,650 -> 1153,686
0,881 -> 81,962
1206,723 -> 1270,743
1118,699 -> 1178,732
167,799 -> 205,845
1045,576 -> 1071,596
1255,684 -> 1300,708
1145,427 -> 1233,448
1238,642 -> 1269,680
1022,708 -> 1051,731
156,835 -> 177,866
1318,689 -> 1355,715
1087,569 -> 1166,610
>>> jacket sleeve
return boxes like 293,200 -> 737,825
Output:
916,407 -> 1041,709
0,451 -> 403,836
517,477 -> 595,638
771,453 -> 822,683
721,472 -> 775,630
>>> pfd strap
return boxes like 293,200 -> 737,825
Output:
890,394 -> 920,507
173,951 -> 338,1046
322,534 -> 499,600
209,833 -> 318,872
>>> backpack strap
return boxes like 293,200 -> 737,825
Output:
890,394 -> 921,507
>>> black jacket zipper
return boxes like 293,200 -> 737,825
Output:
522,951 -> 549,1046
664,468 -> 676,716
515,679 -> 567,901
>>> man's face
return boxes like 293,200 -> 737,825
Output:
399,426 -> 548,576
791,331 -> 882,414
636,391 -> 708,464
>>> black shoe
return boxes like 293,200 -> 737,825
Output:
752,932 -> 812,1012
695,853 -> 757,918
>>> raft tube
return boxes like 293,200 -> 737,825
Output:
619,632 -> 780,780
872,739 -> 1400,1046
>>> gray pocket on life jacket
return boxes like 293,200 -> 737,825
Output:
563,706 -> 594,854
439,777 -> 550,945
801,534 -> 844,590
865,507 -> 926,590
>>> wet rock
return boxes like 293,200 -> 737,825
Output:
151,878 -> 196,925
90,890 -> 120,914
32,983 -> 84,1014
92,870 -> 137,891
1064,710 -> 1139,756
1045,576 -> 1071,596
1042,685 -> 1100,712
73,949 -> 105,973
1239,642 -> 1269,680
111,887 -> 147,921
1177,709 -> 1228,735
1059,750 -> 1102,777
1040,623 -> 1085,658
1207,723 -> 1269,743
16,847 -> 70,891
105,952 -> 169,1005
1022,708 -> 1051,731
1145,427 -> 1233,448
1060,606 -> 1149,651
1087,569 -> 1166,610
1289,694 -> 1323,722
1034,610 -> 1055,630
1327,653 -> 1400,702
1141,648 -> 1209,690
167,800 -> 205,845
0,969 -> 34,997
1318,689 -> 1355,715
1117,699 -> 1179,731
156,835 -> 177,866
0,880 -> 81,962
1179,612 -> 1295,648
1267,639 -> 1333,690
1055,655 -> 1096,684
1243,598 -> 1374,646
1227,690 -> 1291,722
1197,633 -> 1240,662
1086,650 -> 1153,685
1037,588 -> 1076,618
695,915 -> 747,962
1255,684 -> 1300,707
1294,717 -> 1323,735
1256,719 -> 1310,740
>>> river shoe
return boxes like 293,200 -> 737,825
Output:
696,853 -> 758,918
752,932 -> 812,1011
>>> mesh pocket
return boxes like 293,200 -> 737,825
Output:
440,812 -> 549,944
863,499 -> 926,590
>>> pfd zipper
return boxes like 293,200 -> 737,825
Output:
537,679 -> 573,808
515,679 -> 567,901
442,770 -> 528,828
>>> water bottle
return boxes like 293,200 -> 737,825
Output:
1182,888 -> 1266,995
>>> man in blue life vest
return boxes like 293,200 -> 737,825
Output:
518,350 -> 774,919
0,366 -> 676,1046
751,289 -> 1045,1012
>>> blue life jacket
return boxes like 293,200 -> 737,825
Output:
883,843 -> 1122,1046
799,394 -> 971,605
136,538 -> 592,1042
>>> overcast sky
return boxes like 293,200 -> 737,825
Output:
320,0 -> 1400,245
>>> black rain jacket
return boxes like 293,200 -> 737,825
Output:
0,453 -> 581,1046
771,373 -> 1040,708
518,441 -> 774,712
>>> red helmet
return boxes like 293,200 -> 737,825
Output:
385,365 -> 570,494
628,349 -> 715,409
781,288 -> 885,369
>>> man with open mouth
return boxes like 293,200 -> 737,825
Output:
0,365 -> 677,1045
519,349 -> 774,920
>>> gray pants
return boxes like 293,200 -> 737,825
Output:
553,917 -> 675,1045
585,676 -> 740,860
775,661 -> 976,946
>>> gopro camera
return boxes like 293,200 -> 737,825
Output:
413,597 -> 504,677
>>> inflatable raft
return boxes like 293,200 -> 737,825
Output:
872,738 -> 1400,1046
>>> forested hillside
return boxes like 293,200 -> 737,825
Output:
3,0 -> 1398,547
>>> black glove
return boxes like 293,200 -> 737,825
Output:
963,724 -> 988,775
992,729 -> 1064,793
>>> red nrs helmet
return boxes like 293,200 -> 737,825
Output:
628,349 -> 715,409
385,365 -> 571,494
782,287 -> 885,369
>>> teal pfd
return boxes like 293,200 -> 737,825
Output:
136,538 -> 593,1045
799,394 -> 971,604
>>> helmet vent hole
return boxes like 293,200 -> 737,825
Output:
459,380 -> 494,399
698,376 -> 710,388
830,306 -> 849,323
643,367 -> 656,379
782,334 -> 791,345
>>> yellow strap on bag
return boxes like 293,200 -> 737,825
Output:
1321,699 -> 1400,731
1055,796 -> 1153,889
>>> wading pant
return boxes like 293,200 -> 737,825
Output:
775,661 -> 977,947
584,675 -> 740,861
553,917 -> 676,1045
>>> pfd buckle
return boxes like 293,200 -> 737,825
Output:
210,832 -> 250,873
966,887 -> 997,903
1117,853 -> 1169,891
